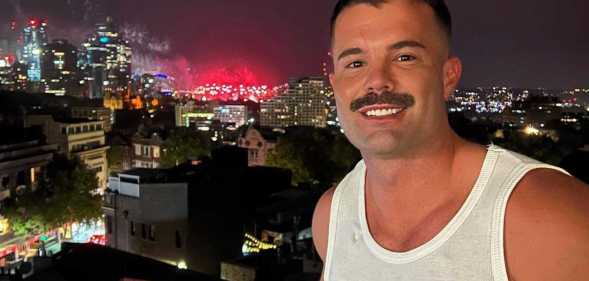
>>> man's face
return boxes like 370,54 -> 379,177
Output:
330,0 -> 461,159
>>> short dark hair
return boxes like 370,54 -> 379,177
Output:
330,0 -> 452,39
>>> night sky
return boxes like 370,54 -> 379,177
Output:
1,0 -> 587,88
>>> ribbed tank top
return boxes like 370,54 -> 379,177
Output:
323,145 -> 569,281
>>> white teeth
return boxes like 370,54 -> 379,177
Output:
365,108 -> 403,117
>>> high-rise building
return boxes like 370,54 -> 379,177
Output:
2,20 -> 22,63
80,17 -> 132,99
0,61 -> 28,91
260,77 -> 329,128
41,39 -> 78,96
0,57 -> 13,91
22,19 -> 48,83
138,73 -> 175,97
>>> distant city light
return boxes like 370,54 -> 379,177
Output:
177,83 -> 275,103
241,233 -> 277,256
523,125 -> 540,136
177,261 -> 187,270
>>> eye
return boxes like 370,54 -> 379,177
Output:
345,61 -> 365,69
397,54 -> 416,62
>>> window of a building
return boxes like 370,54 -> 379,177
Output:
175,230 -> 182,248
153,146 -> 160,158
148,225 -> 156,241
30,167 -> 40,184
141,223 -> 147,239
1,176 -> 9,188
106,216 -> 113,234
16,170 -> 25,186
130,221 -> 136,236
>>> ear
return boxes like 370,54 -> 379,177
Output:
329,72 -> 336,88
442,57 -> 462,101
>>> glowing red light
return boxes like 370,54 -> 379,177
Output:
196,66 -> 260,86
29,19 -> 38,26
88,234 -> 106,245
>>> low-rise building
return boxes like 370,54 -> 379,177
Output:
237,127 -> 279,167
130,130 -> 164,169
0,134 -> 57,207
103,169 -> 189,268
102,147 -> 293,277
70,106 -> 113,133
25,114 -> 109,190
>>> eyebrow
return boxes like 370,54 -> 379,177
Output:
389,40 -> 426,50
336,40 -> 426,61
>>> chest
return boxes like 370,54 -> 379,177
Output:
365,197 -> 464,252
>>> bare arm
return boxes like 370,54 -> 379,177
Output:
505,169 -> 589,281
312,187 -> 336,281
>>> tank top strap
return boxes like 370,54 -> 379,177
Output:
489,148 -> 570,281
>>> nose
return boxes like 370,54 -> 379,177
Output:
364,62 -> 394,94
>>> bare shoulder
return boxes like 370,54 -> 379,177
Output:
505,168 -> 589,281
312,186 -> 336,262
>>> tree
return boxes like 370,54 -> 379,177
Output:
107,145 -> 125,173
160,128 -> 212,168
266,127 -> 360,188
3,156 -> 102,236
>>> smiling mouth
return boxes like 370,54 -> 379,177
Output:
358,105 -> 406,118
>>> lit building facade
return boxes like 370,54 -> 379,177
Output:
260,77 -> 328,128
41,39 -> 78,96
214,105 -> 247,129
22,19 -> 48,83
131,132 -> 163,169
80,17 -> 131,99
174,101 -> 216,130
0,138 -> 57,208
138,73 -> 175,97
237,127 -> 278,167
0,61 -> 28,92
25,114 -> 110,191
70,106 -> 113,133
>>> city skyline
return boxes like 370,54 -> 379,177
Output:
0,0 -> 587,88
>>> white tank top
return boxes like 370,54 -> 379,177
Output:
323,145 -> 569,281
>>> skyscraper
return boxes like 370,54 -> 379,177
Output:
22,19 -> 48,83
80,17 -> 132,99
260,77 -> 329,128
1,20 -> 22,64
41,39 -> 78,96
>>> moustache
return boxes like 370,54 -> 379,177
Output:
350,91 -> 415,112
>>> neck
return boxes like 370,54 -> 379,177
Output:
363,131 -> 466,199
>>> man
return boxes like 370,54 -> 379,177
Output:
312,0 -> 589,280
